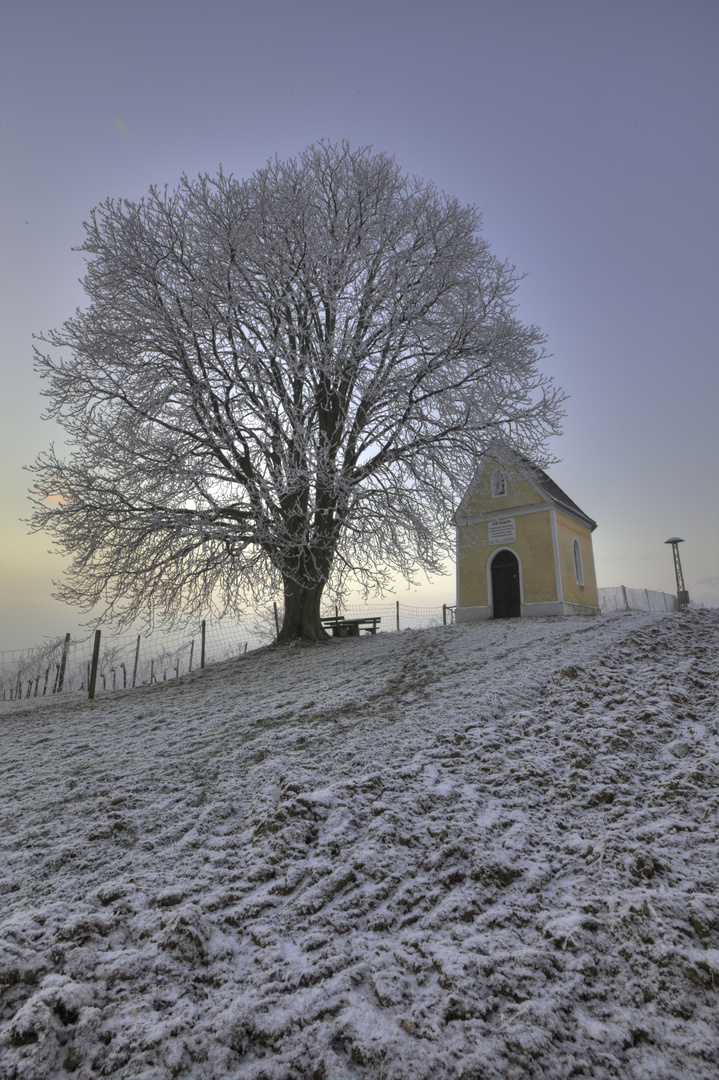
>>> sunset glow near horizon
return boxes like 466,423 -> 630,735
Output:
1,0 -> 717,652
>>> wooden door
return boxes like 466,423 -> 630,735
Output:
491,550 -> 521,618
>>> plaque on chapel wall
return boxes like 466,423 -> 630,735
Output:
488,517 -> 516,544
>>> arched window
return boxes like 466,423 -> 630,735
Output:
491,467 -> 506,497
573,538 -> 584,586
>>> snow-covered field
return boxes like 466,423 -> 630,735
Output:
1,609 -> 717,1080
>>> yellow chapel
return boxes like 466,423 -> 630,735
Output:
455,443 -> 599,621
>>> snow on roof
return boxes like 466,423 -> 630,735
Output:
459,440 -> 597,530
523,458 -> 598,530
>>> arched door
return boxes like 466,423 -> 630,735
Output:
490,549 -> 521,618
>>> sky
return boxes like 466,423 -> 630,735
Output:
1,0 -> 717,652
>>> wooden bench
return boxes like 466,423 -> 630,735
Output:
321,616 -> 381,637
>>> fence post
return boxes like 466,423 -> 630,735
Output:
442,604 -> 447,625
621,585 -> 628,610
56,633 -> 71,692
273,602 -> 280,637
396,600 -> 400,631
200,620 -> 206,669
88,629 -> 101,700
132,635 -> 141,687
188,639 -> 195,672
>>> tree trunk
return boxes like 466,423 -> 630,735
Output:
277,577 -> 329,643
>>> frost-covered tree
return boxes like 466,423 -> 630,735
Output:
28,142 -> 564,641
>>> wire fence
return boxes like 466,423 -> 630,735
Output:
597,586 -> 678,614
322,600 -> 455,632
1,589 -> 682,704
0,617 -> 264,703
0,601 -> 455,704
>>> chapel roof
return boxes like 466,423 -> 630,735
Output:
458,441 -> 597,531
521,459 -> 597,530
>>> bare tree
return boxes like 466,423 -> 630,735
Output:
27,142 -> 564,641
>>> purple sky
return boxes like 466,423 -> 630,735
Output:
1,0 -> 717,650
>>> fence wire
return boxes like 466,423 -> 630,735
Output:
321,601 -> 454,632
0,602 -> 455,702
2,590 -> 681,703
0,619 -> 268,702
597,586 -> 677,614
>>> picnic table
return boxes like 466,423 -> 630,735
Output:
321,615 -> 381,637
